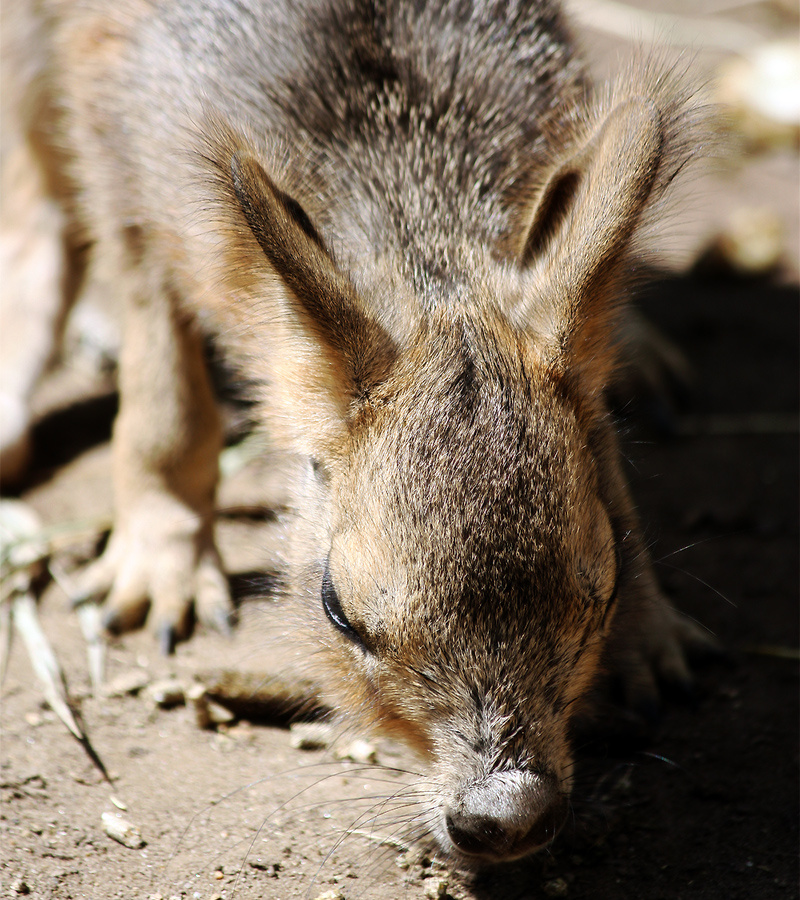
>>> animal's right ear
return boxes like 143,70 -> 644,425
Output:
511,98 -> 665,394
209,147 -> 396,461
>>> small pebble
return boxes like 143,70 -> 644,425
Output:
103,670 -> 151,697
146,678 -> 186,709
101,811 -> 145,849
543,877 -> 569,898
311,891 -> 345,900
186,682 -> 210,728
206,699 -> 236,725
187,683 -> 234,728
247,860 -> 280,876
334,738 -> 377,765
424,876 -> 449,900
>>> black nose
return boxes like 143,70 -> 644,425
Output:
444,772 -> 568,861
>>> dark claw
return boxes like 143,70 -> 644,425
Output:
158,622 -> 177,656
102,608 -> 122,635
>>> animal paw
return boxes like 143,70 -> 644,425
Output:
604,592 -> 720,724
72,503 -> 233,654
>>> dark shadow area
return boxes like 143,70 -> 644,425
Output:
228,569 -> 284,607
19,391 -> 119,494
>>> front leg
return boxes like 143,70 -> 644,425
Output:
75,263 -> 232,653
599,424 -> 718,719
605,537 -> 711,721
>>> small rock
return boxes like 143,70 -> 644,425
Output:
403,845 -> 431,869
187,683 -> 234,728
103,670 -> 151,698
146,678 -> 186,709
334,738 -> 377,765
225,721 -> 255,741
248,860 -> 280,876
424,876 -> 449,900
311,891 -> 345,900
101,811 -> 145,849
206,699 -> 236,725
289,722 -> 333,750
543,877 -> 569,898
10,877 -> 31,895
187,682 -> 210,728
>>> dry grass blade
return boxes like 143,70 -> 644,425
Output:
49,558 -> 106,691
12,591 -> 85,740
0,499 -> 47,602
77,602 -> 106,692
1,500 -> 110,779
0,515 -> 112,582
12,590 -> 111,780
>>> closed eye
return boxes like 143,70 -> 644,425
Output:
322,562 -> 367,650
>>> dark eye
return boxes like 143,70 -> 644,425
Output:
322,563 -> 364,648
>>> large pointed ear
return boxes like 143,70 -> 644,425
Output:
216,150 -> 396,460
512,98 -> 664,394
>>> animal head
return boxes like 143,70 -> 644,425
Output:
200,91 -> 674,861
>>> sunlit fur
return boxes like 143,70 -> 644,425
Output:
2,0 -> 709,864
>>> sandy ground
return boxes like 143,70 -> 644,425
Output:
1,3 -> 798,899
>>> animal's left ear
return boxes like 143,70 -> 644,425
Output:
511,97 -> 665,395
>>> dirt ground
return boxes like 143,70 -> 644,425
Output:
1,6 -> 798,900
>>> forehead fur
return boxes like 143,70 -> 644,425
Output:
337,307 -> 611,626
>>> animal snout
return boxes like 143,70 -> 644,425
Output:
443,770 -> 568,862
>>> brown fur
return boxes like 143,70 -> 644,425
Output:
1,0 -> 712,863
